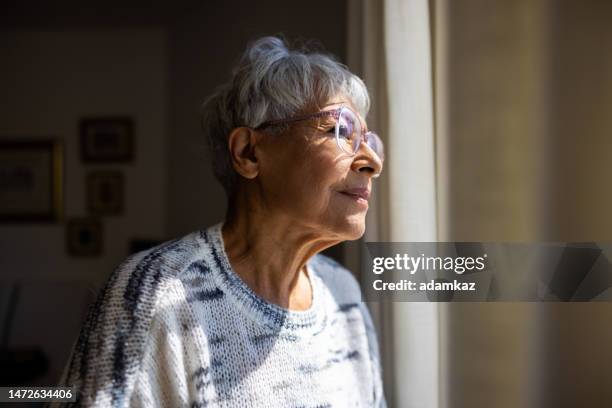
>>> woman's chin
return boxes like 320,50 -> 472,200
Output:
332,216 -> 366,240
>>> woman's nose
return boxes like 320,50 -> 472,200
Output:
351,141 -> 384,178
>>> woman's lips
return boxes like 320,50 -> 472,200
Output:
338,187 -> 370,207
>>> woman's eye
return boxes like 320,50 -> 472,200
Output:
338,125 -> 351,139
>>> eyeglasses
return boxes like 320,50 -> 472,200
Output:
255,105 -> 385,162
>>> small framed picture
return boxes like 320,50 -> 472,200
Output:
80,117 -> 134,163
87,171 -> 124,215
0,139 -> 63,222
66,218 -> 103,257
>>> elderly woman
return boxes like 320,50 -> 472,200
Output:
60,36 -> 386,407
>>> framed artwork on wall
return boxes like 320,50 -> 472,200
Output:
80,117 -> 134,163
66,218 -> 103,257
0,139 -> 63,222
87,171 -> 124,215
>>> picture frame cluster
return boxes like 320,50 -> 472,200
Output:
0,116 -> 134,257
69,117 -> 133,257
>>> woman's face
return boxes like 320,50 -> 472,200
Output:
256,96 -> 383,241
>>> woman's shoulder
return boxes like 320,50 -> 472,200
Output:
309,254 -> 363,304
60,226 -> 220,405
113,230 -> 213,297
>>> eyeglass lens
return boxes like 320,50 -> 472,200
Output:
337,108 -> 384,160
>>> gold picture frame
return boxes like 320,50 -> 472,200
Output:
0,139 -> 63,222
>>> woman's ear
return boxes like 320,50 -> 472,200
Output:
227,127 -> 259,179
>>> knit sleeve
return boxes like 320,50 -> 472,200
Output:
359,302 -> 388,408
310,254 -> 388,407
129,306 -> 190,408
52,251 -> 151,407
53,236 -> 197,407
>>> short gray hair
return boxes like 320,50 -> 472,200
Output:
201,36 -> 371,196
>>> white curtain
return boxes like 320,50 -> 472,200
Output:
349,0 -> 439,406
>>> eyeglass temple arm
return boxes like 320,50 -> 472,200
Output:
254,108 -> 341,130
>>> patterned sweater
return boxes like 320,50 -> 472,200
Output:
57,223 -> 386,407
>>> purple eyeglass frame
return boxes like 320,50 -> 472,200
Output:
254,104 -> 384,161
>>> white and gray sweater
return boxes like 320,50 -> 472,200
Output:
58,223 -> 386,407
